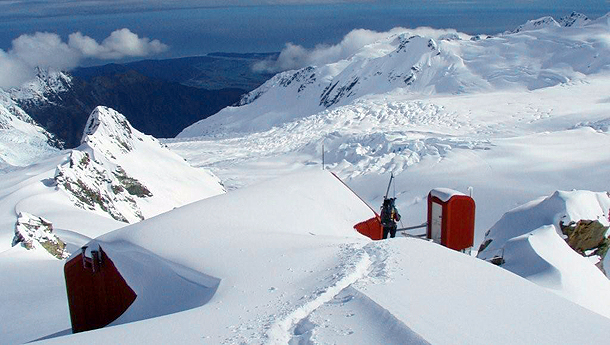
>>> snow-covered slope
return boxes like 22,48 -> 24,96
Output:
167,12 -> 610,330
66,106 -> 226,221
559,12 -> 591,27
36,171 -> 610,344
0,69 -> 70,170
9,68 -> 72,106
4,12 -> 610,344
509,16 -> 561,33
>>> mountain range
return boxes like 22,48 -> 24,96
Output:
5,53 -> 276,150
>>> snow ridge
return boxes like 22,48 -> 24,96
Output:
81,106 -> 137,154
509,16 -> 561,33
478,190 -> 610,318
559,12 -> 590,27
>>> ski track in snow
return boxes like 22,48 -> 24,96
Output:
261,241 -> 419,345
264,243 -> 372,344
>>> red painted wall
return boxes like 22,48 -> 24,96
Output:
64,247 -> 137,333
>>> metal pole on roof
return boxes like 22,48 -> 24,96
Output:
322,144 -> 325,170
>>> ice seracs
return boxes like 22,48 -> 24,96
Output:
0,88 -> 59,169
3,11 -> 610,344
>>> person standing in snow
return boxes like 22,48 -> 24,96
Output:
381,197 -> 401,239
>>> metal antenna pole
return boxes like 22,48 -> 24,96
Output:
322,144 -> 325,170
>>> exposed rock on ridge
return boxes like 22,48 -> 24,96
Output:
12,212 -> 69,259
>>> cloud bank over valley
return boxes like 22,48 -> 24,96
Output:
0,28 -> 167,89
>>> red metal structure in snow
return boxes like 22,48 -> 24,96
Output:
427,188 -> 475,251
354,216 -> 383,240
64,245 -> 137,333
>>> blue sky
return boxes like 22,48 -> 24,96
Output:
0,1 -> 608,64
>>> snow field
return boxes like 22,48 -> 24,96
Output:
164,17 -> 610,338
169,74 -> 610,249
36,171 -> 610,345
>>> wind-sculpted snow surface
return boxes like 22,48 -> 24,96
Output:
0,105 -> 226,247
0,106 -> 224,251
5,13 -> 610,344
167,14 -> 610,334
0,107 -> 227,343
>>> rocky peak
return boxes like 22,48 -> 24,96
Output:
55,140 -> 150,224
81,106 -> 136,154
238,66 -> 317,106
559,12 -> 590,27
9,68 -> 72,104
12,212 -> 69,259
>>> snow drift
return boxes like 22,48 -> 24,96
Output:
61,171 -> 378,336
478,190 -> 610,318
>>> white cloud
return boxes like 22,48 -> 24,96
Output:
11,32 -> 81,70
0,50 -> 34,89
69,28 -> 168,60
0,28 -> 168,89
253,26 -> 464,73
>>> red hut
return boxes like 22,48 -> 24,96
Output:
427,188 -> 475,252
64,245 -> 137,333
